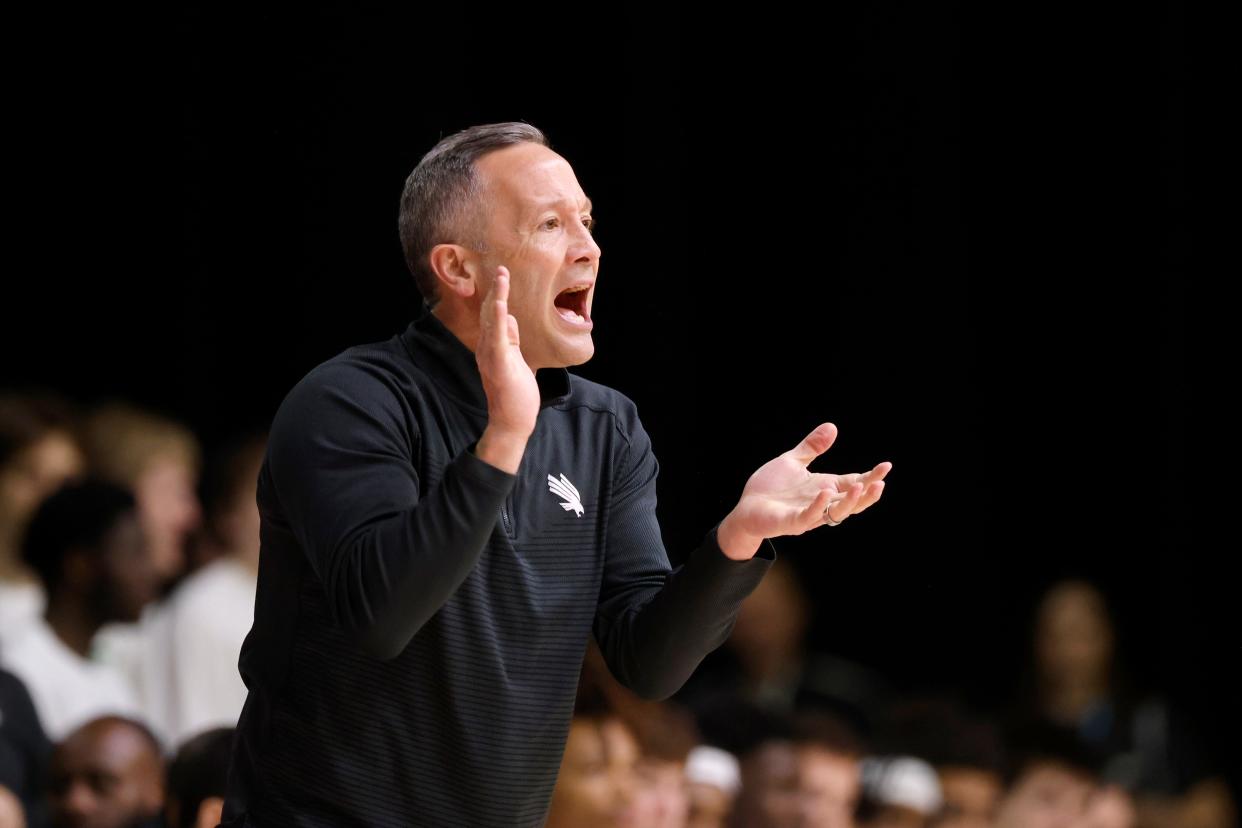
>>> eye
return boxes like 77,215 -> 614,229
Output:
541,217 -> 560,230
582,216 -> 596,233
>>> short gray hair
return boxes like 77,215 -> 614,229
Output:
399,122 -> 550,309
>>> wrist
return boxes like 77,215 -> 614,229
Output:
717,511 -> 763,561
474,425 -> 529,475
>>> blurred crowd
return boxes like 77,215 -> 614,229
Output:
0,388 -> 1235,828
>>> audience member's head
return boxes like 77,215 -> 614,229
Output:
165,728 -> 233,828
190,432 -> 266,571
81,401 -> 202,584
21,478 -> 157,651
47,716 -> 164,828
0,392 -> 85,577
881,698 -> 1005,828
685,745 -> 740,828
728,558 -> 810,685
731,708 -> 864,828
993,723 -> 1101,828
627,703 -> 697,828
1032,580 -> 1116,716
545,674 -> 640,828
857,756 -> 942,828
575,640 -> 696,828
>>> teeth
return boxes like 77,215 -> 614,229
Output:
562,284 -> 589,294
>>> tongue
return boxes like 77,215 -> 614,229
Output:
557,307 -> 585,323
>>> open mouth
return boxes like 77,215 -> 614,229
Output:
554,284 -> 591,325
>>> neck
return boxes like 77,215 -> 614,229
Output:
432,302 -> 482,355
44,593 -> 103,658
433,300 -> 549,372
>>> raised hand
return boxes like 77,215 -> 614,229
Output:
717,422 -> 892,559
473,267 -> 541,473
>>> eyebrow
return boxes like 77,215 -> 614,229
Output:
530,197 -> 593,216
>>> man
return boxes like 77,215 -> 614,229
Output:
221,122 -> 891,826
993,724 -> 1114,828
1,479 -> 158,741
731,709 -> 865,828
544,681 -> 642,828
47,716 -> 165,828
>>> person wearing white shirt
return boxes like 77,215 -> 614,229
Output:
0,478 -> 160,741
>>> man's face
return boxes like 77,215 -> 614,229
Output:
739,741 -> 860,828
993,763 -> 1094,828
470,142 -> 601,370
97,512 -> 160,623
545,717 -> 639,828
48,719 -> 164,828
631,757 -> 691,828
799,745 -> 860,828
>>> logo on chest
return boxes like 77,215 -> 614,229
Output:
546,473 -> 584,517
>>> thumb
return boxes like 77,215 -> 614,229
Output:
788,422 -> 838,466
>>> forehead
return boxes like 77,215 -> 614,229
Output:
475,143 -> 589,214
55,724 -> 151,773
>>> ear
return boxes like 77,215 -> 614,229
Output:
428,243 -> 481,301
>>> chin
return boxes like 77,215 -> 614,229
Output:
544,341 -> 594,369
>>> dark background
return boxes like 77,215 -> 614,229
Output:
8,1 -> 1226,793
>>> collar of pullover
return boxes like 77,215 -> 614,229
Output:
400,301 -> 572,415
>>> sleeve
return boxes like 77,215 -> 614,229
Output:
592,403 -> 775,700
266,361 -> 516,660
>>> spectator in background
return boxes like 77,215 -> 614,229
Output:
142,433 -> 265,747
678,558 -> 894,745
544,675 -> 641,828
47,716 -> 163,828
993,723 -> 1103,828
0,480 -> 155,740
729,707 -> 864,828
856,756 -> 943,828
1016,579 -> 1236,828
581,642 -> 697,828
164,727 -> 233,828
880,698 -> 1005,828
685,746 -> 741,828
81,402 -> 203,738
1,668 -> 51,828
80,401 -> 201,587
0,392 -> 86,639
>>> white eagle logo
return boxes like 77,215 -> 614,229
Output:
547,473 -> 584,517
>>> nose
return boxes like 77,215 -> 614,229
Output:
569,219 -> 601,264
59,779 -> 98,821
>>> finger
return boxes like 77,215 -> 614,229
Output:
867,461 -> 893,482
495,265 -> 510,301
853,480 -> 885,513
788,422 -> 838,466
839,462 -> 893,490
491,270 -> 510,346
800,488 -> 835,526
506,314 -> 520,347
829,482 -> 865,522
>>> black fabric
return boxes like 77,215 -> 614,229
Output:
0,667 -> 51,828
221,303 -> 774,827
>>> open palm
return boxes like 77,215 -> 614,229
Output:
730,422 -> 891,540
